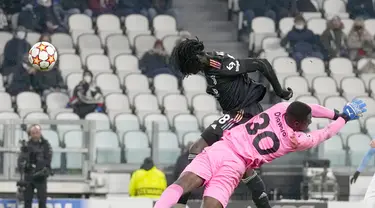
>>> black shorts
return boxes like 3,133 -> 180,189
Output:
201,103 -> 263,146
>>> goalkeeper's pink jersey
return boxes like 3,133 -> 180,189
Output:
222,102 -> 346,168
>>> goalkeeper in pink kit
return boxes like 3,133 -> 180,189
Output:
154,99 -> 367,208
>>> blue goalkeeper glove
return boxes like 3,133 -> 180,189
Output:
341,99 -> 367,121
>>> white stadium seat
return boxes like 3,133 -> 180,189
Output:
163,94 -> 189,123
156,131 -> 180,164
273,57 -> 298,84
300,57 -> 326,87
64,130 -> 84,169
115,55 -> 140,79
105,93 -> 131,122
279,17 -> 294,37
134,35 -> 157,58
295,95 -> 320,105
307,18 -> 327,35
347,134 -> 372,167
95,73 -> 122,95
162,35 -> 181,55
59,54 -> 83,78
56,112 -> 81,138
78,34 -> 103,64
16,92 -> 43,118
340,77 -> 367,101
144,114 -> 169,136
51,33 -> 75,54
284,76 -> 310,100
86,54 -> 111,74
153,74 -> 180,104
96,14 -> 122,44
134,94 -> 160,121
106,35 -> 132,64
95,130 -> 121,163
365,19 -> 375,37
329,57 -> 355,84
123,131 -> 150,163
182,75 -> 207,106
114,113 -> 140,137
323,0 -> 349,19
85,113 -> 111,130
192,94 -> 219,124
125,14 -> 151,47
124,74 -> 151,103
312,77 -> 339,102
153,15 -> 178,39
173,114 -> 200,143
249,17 -> 277,53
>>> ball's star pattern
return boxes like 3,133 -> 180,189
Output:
47,55 -> 55,64
33,56 -> 41,65
37,43 -> 47,51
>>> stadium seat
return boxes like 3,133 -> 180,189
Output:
106,35 -> 132,64
365,19 -> 375,37
323,96 -> 347,111
134,94 -> 160,121
341,77 -> 367,101
105,93 -> 131,122
16,92 -> 43,118
156,131 -> 180,164
279,17 -> 294,37
300,57 -> 326,87
163,94 -> 189,123
154,74 -> 180,104
51,33 -> 75,54
24,112 -> 50,129
182,75 -> 207,106
96,14 -> 122,44
0,74 -> 5,92
124,14 -> 151,47
307,18 -> 327,35
41,129 -> 61,169
144,114 -> 169,136
202,114 -> 221,129
173,114 -> 200,143
370,78 -> 375,98
318,135 -> 346,166
63,130 -> 84,170
11,13 -> 18,30
192,94 -> 219,125
341,19 -> 354,35
261,37 -> 282,51
329,57 -> 355,84
301,12 -> 321,21
134,35 -> 157,58
114,113 -> 140,137
56,112 -> 81,138
365,116 -> 375,137
259,49 -> 289,63
46,92 -> 72,118
323,0 -> 349,19
273,57 -> 298,84
249,17 -> 277,53
162,35 -> 181,55
338,120 -> 361,140
27,32 -> 40,46
115,55 -> 140,79
86,54 -> 111,75
153,15 -> 178,39
347,134 -> 372,167
284,76 -> 310,100
0,112 -> 20,141
312,77 -> 339,102
123,131 -> 150,163
95,73 -> 122,95
124,74 -> 151,104
94,130 -> 121,164
358,58 -> 375,89
355,96 -> 375,122
69,14 -> 95,44
0,92 -> 13,112
0,32 -> 12,53
295,95 -> 320,104
182,132 -> 201,146
66,72 -> 83,92
77,34 -> 103,64
85,113 -> 111,130
59,54 -> 83,78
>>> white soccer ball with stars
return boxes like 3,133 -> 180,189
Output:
28,42 -> 58,71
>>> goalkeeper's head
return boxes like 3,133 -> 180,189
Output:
285,101 -> 312,132
170,37 -> 207,77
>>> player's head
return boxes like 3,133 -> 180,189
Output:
170,37 -> 206,77
285,101 -> 312,131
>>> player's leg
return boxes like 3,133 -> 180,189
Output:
364,172 -> 375,208
201,196 -> 223,208
242,169 -> 271,208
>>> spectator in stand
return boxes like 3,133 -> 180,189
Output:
281,15 -> 324,64
239,0 -> 276,32
59,0 -> 93,20
67,70 -> 104,118
88,0 -> 116,16
347,17 -> 375,61
321,16 -> 348,59
269,0 -> 297,20
1,0 -> 23,14
5,54 -> 34,96
129,157 -> 167,198
18,4 -> 42,31
115,0 -> 140,17
2,26 -> 31,69
347,0 -> 375,19
0,9 -> 9,31
139,40 -> 174,78
296,0 -> 318,12
147,0 -> 179,28
35,0 -> 69,33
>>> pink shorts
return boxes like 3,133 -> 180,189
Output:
182,140 -> 247,207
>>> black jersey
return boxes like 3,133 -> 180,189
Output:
203,51 -> 266,114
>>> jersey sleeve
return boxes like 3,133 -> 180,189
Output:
207,52 -> 250,76
309,104 -> 336,119
294,117 -> 346,151
357,148 -> 375,172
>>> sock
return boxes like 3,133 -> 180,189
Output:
154,184 -> 184,208
243,172 -> 271,208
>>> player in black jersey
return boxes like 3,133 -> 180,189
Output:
170,38 -> 293,208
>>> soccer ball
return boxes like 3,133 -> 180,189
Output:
28,42 -> 58,71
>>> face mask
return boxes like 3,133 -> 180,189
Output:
295,24 -> 304,30
16,31 -> 26,39
84,76 -> 92,83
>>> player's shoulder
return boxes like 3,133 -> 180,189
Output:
207,51 -> 237,70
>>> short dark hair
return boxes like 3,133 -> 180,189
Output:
286,101 -> 311,122
170,37 -> 205,77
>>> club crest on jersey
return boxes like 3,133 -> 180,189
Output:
209,59 -> 221,69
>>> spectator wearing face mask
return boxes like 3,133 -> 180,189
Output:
281,15 -> 324,64
67,71 -> 105,118
5,54 -> 34,96
321,16 -> 348,59
347,17 -> 375,61
139,40 -> 175,78
2,26 -> 31,69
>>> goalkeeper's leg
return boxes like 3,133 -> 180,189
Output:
242,170 -> 271,208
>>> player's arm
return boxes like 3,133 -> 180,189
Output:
309,104 -> 340,120
357,148 -> 375,172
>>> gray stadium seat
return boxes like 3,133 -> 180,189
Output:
359,59 -> 375,88
51,33 -> 75,54
134,35 -> 157,58
182,132 -> 201,146
114,113 -> 140,137
59,54 -> 83,79
338,120 -> 361,140
273,57 -> 298,84
56,112 -> 81,139
95,73 -> 121,95
26,32 -> 40,46
307,18 -> 327,35
106,35 -> 132,64
182,75 -> 207,106
329,57 -> 355,84
163,94 -> 189,122
0,112 -> 20,141
192,94 -> 219,125
144,114 -> 169,136
96,14 -> 122,44
46,92 -> 72,118
16,92 -> 43,118
85,113 -> 111,130
153,15 -> 178,39
312,77 -> 339,102
173,114 -> 200,143
249,17 -> 277,53
202,114 -> 221,129
341,77 -> 367,101
124,74 -> 151,103
66,72 -> 83,92
125,14 -> 151,47
261,37 -> 282,51
41,129 -> 61,169
156,131 -> 180,164
365,116 -> 375,137
95,130 -> 121,164
105,93 -> 131,122
347,134 -> 372,167
134,94 -> 160,121
365,19 -> 375,37
123,131 -> 150,163
284,76 -> 310,100
162,35 -> 181,55
24,112 -> 50,129
301,57 -> 326,87
0,92 -> 13,112
64,130 -> 84,170
295,95 -> 320,105
78,34 -> 103,64
323,96 -> 347,111
69,14 -> 95,44
153,74 -> 180,104
86,54 -> 111,75
318,135 -> 346,166
341,18 -> 353,35
115,55 -> 140,80
323,0 -> 349,19
279,17 -> 294,37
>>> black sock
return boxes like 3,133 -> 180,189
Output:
243,173 -> 271,208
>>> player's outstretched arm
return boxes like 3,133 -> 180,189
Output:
351,148 -> 375,184
308,104 -> 340,120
